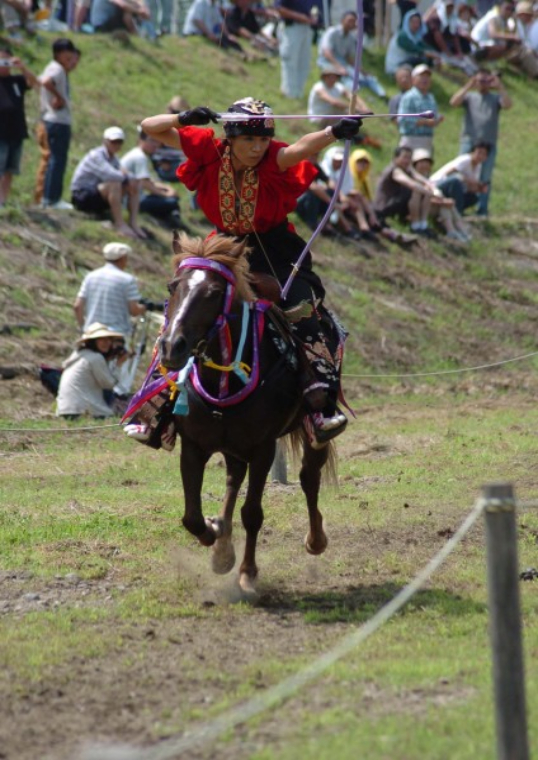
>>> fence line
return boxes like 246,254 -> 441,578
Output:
81,497 -> 486,760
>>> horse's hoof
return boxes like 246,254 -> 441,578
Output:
304,532 -> 328,555
205,516 -> 224,539
212,539 -> 236,575
239,572 -> 258,600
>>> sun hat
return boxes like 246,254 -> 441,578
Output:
412,148 -> 433,164
515,0 -> 533,13
412,63 -> 432,77
223,98 -> 275,138
331,148 -> 345,161
102,242 -> 132,261
77,323 -> 125,344
103,126 -> 125,142
320,66 -> 343,77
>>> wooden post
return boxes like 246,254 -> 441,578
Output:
482,483 -> 529,760
271,440 -> 288,484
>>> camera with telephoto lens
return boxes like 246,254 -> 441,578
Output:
0,59 -> 13,67
108,340 -> 127,358
139,297 -> 165,313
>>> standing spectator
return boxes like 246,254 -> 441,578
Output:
0,47 -> 38,207
73,242 -> 147,338
374,145 -> 436,238
147,0 -> 171,36
449,70 -> 512,216
38,38 -> 80,210
397,63 -> 444,152
276,0 -> 321,99
307,68 -> 371,129
388,63 -> 412,122
317,11 -> 387,99
70,126 -> 146,239
120,128 -> 182,229
56,323 -> 130,419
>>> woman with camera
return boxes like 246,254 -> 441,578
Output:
56,323 -> 130,419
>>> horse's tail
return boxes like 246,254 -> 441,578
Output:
286,429 -> 338,486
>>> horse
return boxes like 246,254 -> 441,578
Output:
158,232 -> 335,595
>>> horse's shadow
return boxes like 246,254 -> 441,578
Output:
255,583 -> 486,624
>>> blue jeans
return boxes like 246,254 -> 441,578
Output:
43,121 -> 71,205
140,193 -> 179,219
435,176 -> 478,215
460,139 -> 497,216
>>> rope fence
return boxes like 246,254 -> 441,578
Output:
81,496 -> 486,760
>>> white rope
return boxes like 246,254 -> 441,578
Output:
342,350 -> 538,379
0,423 -> 121,434
81,497 -> 486,760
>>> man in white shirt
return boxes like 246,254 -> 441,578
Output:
120,129 -> 181,228
307,68 -> 371,128
430,142 -> 490,214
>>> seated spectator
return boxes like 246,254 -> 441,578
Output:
385,9 -> 441,74
90,0 -> 151,35
319,146 -> 363,240
0,0 -> 34,37
374,145 -> 437,238
70,125 -> 146,240
0,48 -> 39,207
183,0 -> 244,53
295,150 -> 340,236
150,95 -> 188,182
120,127 -> 182,229
411,148 -> 472,242
225,0 -> 279,55
470,0 -> 537,74
429,141 -> 491,215
388,63 -> 412,122
423,0 -> 478,75
397,63 -> 444,152
318,11 -> 388,99
56,322 -> 130,419
513,0 -> 538,74
307,68 -> 371,129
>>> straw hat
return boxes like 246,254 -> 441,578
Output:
78,323 -> 125,345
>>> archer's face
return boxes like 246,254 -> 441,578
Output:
229,135 -> 271,168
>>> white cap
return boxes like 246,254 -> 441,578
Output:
103,242 -> 132,261
103,126 -> 125,141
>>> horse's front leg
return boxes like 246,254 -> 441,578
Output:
239,442 -> 276,594
180,440 -> 216,547
301,443 -> 330,555
210,455 -> 248,574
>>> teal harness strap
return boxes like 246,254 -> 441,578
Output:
172,356 -> 196,416
232,301 -> 251,385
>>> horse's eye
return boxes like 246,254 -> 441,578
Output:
167,279 -> 179,295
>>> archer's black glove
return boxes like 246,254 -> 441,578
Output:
331,117 -> 363,140
177,107 -> 219,126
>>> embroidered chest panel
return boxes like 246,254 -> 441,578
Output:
218,145 -> 259,235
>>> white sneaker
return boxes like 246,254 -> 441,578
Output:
48,200 -> 74,210
124,423 -> 150,442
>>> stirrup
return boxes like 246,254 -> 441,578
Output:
304,411 -> 348,450
124,423 -> 150,442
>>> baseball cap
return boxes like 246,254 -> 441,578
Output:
412,148 -> 433,164
103,126 -> 125,142
103,242 -> 132,261
412,64 -> 432,77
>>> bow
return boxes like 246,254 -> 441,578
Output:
281,0 -> 365,300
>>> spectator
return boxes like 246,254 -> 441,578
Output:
147,0 -> 172,36
74,241 -> 148,338
276,0 -> 321,99
397,64 -> 444,152
512,0 -> 538,74
90,0 -> 151,34
295,149 -> 340,236
225,0 -> 279,55
374,145 -> 436,238
150,95 -> 188,182
56,322 -> 130,419
120,128 -> 182,229
317,10 -> 388,99
307,68 -> 371,129
385,9 -> 441,74
38,38 -> 80,210
0,47 -> 38,207
450,69 -> 512,216
183,0 -> 244,52
320,145 -> 375,240
71,126 -> 147,239
470,0 -> 531,66
411,148 -> 472,241
0,0 -> 34,37
388,63 -> 412,122
423,0 -> 478,75
429,142 -> 491,216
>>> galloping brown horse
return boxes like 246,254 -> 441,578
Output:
159,232 -> 334,594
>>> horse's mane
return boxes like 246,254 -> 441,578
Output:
172,232 -> 255,302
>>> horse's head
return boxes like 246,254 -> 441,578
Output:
159,232 -> 255,371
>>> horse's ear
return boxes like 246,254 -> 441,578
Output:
172,230 -> 181,256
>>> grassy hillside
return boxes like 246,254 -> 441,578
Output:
1,32 -> 538,414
